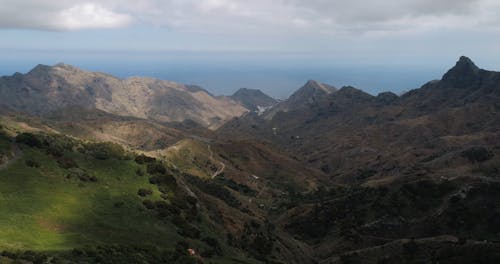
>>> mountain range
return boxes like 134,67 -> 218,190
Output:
0,63 -> 248,129
0,56 -> 499,264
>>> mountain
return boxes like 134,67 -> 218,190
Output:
219,56 -> 500,181
0,63 -> 247,129
231,88 -> 277,113
263,80 -> 336,119
1,56 -> 500,263
216,56 -> 500,261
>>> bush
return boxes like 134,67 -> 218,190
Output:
202,237 -> 223,256
461,147 -> 494,163
16,133 -> 42,148
137,188 -> 153,197
173,216 -> 201,239
187,175 -> 241,208
25,159 -> 40,168
142,199 -> 155,210
84,142 -> 126,160
147,162 -> 167,175
57,156 -> 78,169
46,144 -> 65,157
149,174 -> 177,187
134,154 -> 156,164
66,168 -> 97,182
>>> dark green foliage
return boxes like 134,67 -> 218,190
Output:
173,215 -> 201,239
186,196 -> 198,206
137,188 -> 153,197
147,161 -> 167,175
201,237 -> 223,257
42,135 -> 76,157
149,174 -> 177,187
285,180 -> 458,242
135,154 -> 156,164
216,177 -> 257,197
186,174 -> 241,208
1,250 -> 48,264
64,245 -> 175,264
170,195 -> 190,210
177,256 -> 201,264
15,133 -> 42,148
83,142 -> 126,160
135,168 -> 144,176
57,156 -> 78,169
357,169 -> 377,180
25,159 -> 40,168
240,221 -> 275,260
461,147 -> 494,162
66,168 -> 97,182
158,200 -> 184,217
142,199 -> 155,210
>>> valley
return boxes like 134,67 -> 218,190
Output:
0,57 -> 499,263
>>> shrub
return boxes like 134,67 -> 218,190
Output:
46,144 -> 65,157
461,147 -> 494,163
25,159 -> 40,168
149,174 -> 177,187
147,162 -> 167,175
142,199 -> 155,210
66,168 -> 97,182
16,133 -> 42,148
135,168 -> 144,176
173,216 -> 201,239
202,237 -> 223,256
84,142 -> 126,160
57,156 -> 78,169
134,154 -> 156,164
137,188 -> 153,197
187,175 -> 241,208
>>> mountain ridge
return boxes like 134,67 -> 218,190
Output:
0,63 -> 247,129
231,88 -> 277,113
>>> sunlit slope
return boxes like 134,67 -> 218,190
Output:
0,134 -> 177,251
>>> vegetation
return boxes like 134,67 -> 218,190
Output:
0,131 -> 255,263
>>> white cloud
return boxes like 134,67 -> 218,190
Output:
0,1 -> 132,30
0,0 -> 500,34
119,0 -> 500,36
56,3 -> 132,30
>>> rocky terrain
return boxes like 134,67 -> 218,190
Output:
231,88 -> 278,113
0,63 -> 248,129
0,56 -> 499,263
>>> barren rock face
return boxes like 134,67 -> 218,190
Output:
0,63 -> 247,129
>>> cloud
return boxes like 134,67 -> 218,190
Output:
0,0 -> 499,34
121,0 -> 500,35
0,1 -> 132,30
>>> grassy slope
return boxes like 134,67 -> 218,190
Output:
0,143 -> 179,252
0,128 -> 264,263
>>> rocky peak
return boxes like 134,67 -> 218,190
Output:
442,56 -> 481,88
27,64 -> 52,76
231,88 -> 277,111
302,80 -> 336,94
288,80 -> 336,103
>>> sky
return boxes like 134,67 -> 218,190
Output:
1,0 -> 500,98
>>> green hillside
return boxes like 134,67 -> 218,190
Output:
0,128 -> 259,263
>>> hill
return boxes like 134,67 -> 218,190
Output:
1,56 -> 500,263
0,63 -> 247,129
231,88 -> 277,113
